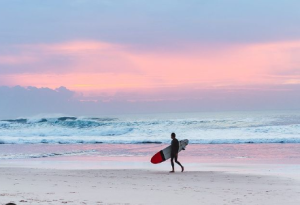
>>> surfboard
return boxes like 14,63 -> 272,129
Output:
150,139 -> 189,164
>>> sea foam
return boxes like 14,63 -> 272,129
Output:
0,112 -> 300,144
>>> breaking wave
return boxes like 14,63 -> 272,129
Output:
1,113 -> 300,144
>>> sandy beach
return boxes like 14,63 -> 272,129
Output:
1,167 -> 300,205
1,143 -> 300,204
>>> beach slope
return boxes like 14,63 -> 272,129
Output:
1,168 -> 299,205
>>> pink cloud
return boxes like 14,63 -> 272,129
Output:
1,40 -> 300,95
0,55 -> 38,65
2,41 -> 139,74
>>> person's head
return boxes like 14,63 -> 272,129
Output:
171,132 -> 176,139
6,203 -> 17,205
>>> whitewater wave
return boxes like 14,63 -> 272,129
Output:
1,113 -> 300,145
190,138 -> 300,144
0,115 -> 283,129
0,137 -> 299,144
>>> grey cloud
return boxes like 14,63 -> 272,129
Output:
1,85 -> 300,119
0,86 -> 75,118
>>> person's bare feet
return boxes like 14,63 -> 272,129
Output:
169,170 -> 175,173
181,166 -> 184,172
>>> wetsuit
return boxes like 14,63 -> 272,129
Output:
171,138 -> 183,170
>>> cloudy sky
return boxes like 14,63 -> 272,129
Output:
1,0 -> 300,118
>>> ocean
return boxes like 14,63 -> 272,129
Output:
0,110 -> 300,166
0,110 -> 300,144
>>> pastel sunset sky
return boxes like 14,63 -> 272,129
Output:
1,0 -> 300,117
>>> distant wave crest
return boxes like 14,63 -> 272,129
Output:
1,114 -> 300,145
1,116 -> 117,128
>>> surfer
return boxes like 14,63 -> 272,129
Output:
170,133 -> 184,173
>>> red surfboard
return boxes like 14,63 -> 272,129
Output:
151,139 -> 189,164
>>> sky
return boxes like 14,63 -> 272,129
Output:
0,0 -> 300,118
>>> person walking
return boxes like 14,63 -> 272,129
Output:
170,132 -> 184,173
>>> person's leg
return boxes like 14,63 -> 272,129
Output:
170,155 -> 175,172
174,154 -> 184,172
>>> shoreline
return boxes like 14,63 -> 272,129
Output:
1,143 -> 300,180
